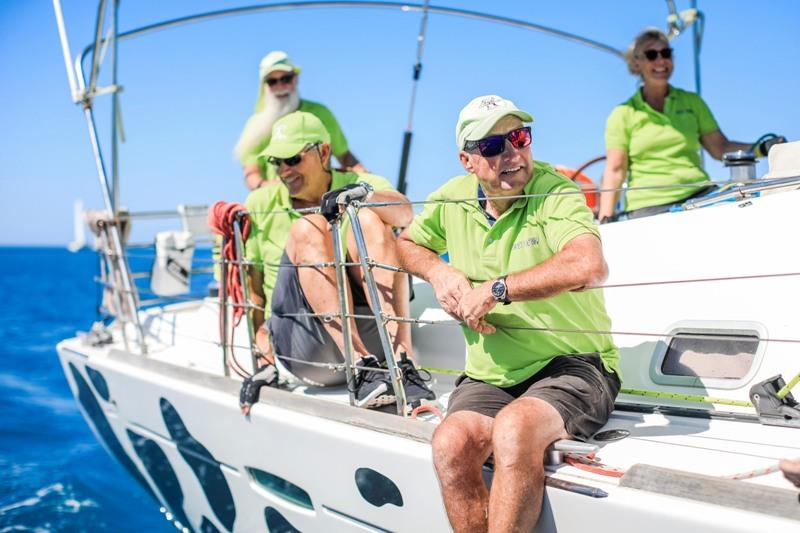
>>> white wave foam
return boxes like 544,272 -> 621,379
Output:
0,483 -> 64,514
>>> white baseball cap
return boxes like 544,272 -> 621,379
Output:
259,51 -> 301,81
455,95 -> 533,150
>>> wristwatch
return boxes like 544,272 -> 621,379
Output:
490,276 -> 511,305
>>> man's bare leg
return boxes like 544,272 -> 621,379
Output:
488,397 -> 568,532
431,411 -> 494,532
285,214 -> 371,357
346,207 -> 412,356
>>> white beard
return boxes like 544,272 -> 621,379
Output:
234,88 -> 300,160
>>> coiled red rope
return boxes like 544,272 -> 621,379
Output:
208,201 -> 251,326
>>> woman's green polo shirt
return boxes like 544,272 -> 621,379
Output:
605,86 -> 720,212
408,161 -> 619,387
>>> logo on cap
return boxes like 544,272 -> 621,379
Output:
478,96 -> 501,111
274,124 -> 288,140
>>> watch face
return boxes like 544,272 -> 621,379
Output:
491,280 -> 505,299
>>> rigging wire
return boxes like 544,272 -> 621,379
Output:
111,177 -> 800,221
242,177 -> 799,217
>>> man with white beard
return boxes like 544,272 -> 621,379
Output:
234,51 -> 365,190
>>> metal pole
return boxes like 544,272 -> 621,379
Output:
220,235 -> 230,377
396,0 -> 429,195
331,219 -> 357,407
87,0 -> 108,97
345,204 -> 406,415
76,2 -> 624,80
233,214 -> 257,373
111,0 -> 120,213
84,107 -> 147,354
691,0 -> 702,96
691,0 -> 704,167
100,224 -> 130,352
52,0 -> 80,102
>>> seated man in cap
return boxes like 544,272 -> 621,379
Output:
243,110 -> 434,410
235,51 -> 365,191
397,95 -> 621,531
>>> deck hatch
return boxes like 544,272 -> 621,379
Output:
650,321 -> 767,390
662,332 -> 759,379
246,467 -> 313,510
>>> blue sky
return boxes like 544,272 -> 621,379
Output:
1,0 -> 798,245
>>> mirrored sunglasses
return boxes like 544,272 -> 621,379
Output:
264,73 -> 295,87
463,126 -> 532,157
642,48 -> 673,61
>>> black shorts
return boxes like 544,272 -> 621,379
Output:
446,353 -> 620,441
268,252 -> 384,386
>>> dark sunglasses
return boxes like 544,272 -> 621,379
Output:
463,126 -> 532,157
268,143 -> 318,167
264,73 -> 295,87
642,48 -> 673,61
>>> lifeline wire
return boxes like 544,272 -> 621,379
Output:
243,179 -> 745,217
220,301 -> 800,346
149,311 -> 794,408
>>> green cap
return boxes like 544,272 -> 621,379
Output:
455,95 -> 533,150
259,50 -> 301,81
260,111 -> 331,159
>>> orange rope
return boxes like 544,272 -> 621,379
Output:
565,453 -> 625,478
207,201 -> 251,326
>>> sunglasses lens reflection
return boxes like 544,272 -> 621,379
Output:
508,127 -> 532,149
477,136 -> 504,157
467,127 -> 532,157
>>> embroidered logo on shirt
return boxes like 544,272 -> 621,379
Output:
674,108 -> 695,115
512,237 -> 539,250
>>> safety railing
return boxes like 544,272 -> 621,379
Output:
84,179 -> 800,422
84,207 -> 216,354
220,196 -> 409,415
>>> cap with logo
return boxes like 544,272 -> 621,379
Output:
455,95 -> 534,150
260,111 -> 331,159
259,50 -> 301,81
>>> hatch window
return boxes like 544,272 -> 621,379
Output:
650,322 -> 766,389
661,332 -> 759,379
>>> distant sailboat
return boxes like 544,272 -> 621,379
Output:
67,199 -> 86,252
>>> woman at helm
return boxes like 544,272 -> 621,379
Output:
598,28 -> 785,221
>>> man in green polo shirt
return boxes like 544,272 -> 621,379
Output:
234,51 -> 365,190
397,95 -> 620,531
241,111 -> 434,412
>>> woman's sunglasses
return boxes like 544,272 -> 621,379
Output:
268,143 -> 318,167
642,48 -> 673,61
264,73 -> 295,87
463,126 -> 532,158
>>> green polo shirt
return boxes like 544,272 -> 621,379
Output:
239,99 -> 350,180
605,86 -> 719,212
245,170 -> 393,316
408,161 -> 619,387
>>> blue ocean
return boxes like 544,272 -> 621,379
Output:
0,247 -> 181,532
